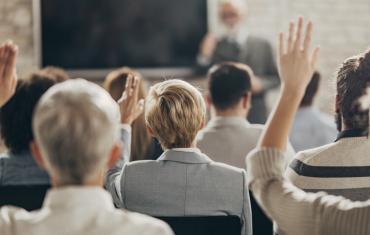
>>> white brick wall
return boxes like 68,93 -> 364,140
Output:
1,0 -> 370,112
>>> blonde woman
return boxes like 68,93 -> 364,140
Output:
106,78 -> 252,235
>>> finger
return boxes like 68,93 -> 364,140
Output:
278,32 -> 285,57
303,21 -> 313,54
287,21 -> 294,51
1,45 -> 10,79
310,46 -> 320,68
4,44 -> 17,86
133,76 -> 141,99
0,46 -> 5,77
125,74 -> 133,97
293,17 -> 303,51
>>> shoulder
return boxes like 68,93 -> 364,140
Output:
208,161 -> 246,179
0,206 -> 31,227
294,143 -> 337,163
113,210 -> 173,234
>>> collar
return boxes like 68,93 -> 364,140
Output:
158,149 -> 212,164
208,116 -> 250,128
43,186 -> 114,210
335,129 -> 368,142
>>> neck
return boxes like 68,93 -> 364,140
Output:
51,171 -> 104,188
214,108 -> 247,119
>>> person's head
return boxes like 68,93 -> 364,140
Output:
218,0 -> 247,29
335,50 -> 370,132
207,62 -> 252,118
145,79 -> 206,149
300,71 -> 321,107
103,67 -> 146,101
0,71 -> 59,154
31,79 -> 122,186
42,66 -> 70,82
104,68 -> 151,161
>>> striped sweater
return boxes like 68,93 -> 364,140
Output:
286,134 -> 370,201
247,148 -> 370,235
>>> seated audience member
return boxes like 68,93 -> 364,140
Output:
289,71 -> 337,151
197,62 -> 295,168
248,17 -> 370,235
41,66 -> 71,82
106,79 -> 252,235
286,54 -> 370,201
103,68 -> 162,160
0,70 -> 64,185
0,77 -> 173,234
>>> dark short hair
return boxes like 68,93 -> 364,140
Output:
0,71 -> 58,154
207,62 -> 252,110
336,50 -> 370,131
300,71 -> 320,107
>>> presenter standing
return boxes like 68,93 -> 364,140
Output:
198,0 -> 279,124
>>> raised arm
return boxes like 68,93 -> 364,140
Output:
105,74 -> 144,206
260,18 -> 319,150
0,41 -> 18,108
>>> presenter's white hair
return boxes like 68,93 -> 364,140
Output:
33,79 -> 121,184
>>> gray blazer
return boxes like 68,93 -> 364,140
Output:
197,117 -> 296,169
204,36 -> 279,124
106,128 -> 252,235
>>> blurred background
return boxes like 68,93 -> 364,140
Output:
1,0 -> 370,114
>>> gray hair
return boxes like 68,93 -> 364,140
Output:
33,79 -> 121,184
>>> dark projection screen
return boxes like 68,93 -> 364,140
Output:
41,0 -> 208,69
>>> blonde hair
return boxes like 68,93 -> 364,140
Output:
145,79 -> 206,149
104,67 -> 152,161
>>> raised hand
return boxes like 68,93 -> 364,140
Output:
118,74 -> 144,125
277,17 -> 319,95
0,41 -> 18,107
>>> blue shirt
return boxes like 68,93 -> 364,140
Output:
0,151 -> 50,185
290,107 -> 338,152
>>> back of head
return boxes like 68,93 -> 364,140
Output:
42,66 -> 70,82
300,71 -> 321,107
33,79 -> 120,184
208,62 -> 252,110
0,71 -> 58,154
337,49 -> 370,131
145,79 -> 206,149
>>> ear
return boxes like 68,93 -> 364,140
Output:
146,126 -> 155,137
107,142 -> 122,169
242,92 -> 252,109
30,141 -> 47,170
199,117 -> 206,130
205,93 -> 213,108
335,95 -> 340,112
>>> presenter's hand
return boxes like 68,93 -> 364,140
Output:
278,17 -> 319,96
200,33 -> 217,59
0,41 -> 18,108
118,74 -> 144,125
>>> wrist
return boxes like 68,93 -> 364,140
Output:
281,84 -> 305,100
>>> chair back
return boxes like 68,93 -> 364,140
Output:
0,185 -> 50,211
250,191 -> 273,235
156,216 -> 242,235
